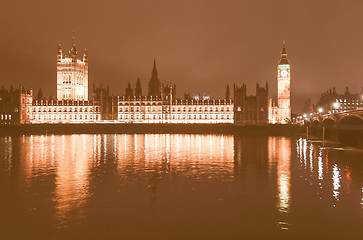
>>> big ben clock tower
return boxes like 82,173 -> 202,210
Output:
277,41 -> 291,123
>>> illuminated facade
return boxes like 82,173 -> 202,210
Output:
118,97 -> 233,124
2,41 -> 297,125
269,41 -> 291,124
28,43 -> 99,124
31,100 -> 101,123
57,43 -> 88,101
314,87 -> 363,114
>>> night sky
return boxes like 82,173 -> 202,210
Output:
1,0 -> 363,113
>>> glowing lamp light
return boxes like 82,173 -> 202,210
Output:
333,102 -> 339,109
318,108 -> 323,113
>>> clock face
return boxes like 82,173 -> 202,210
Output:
280,70 -> 288,77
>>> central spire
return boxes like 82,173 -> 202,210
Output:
148,58 -> 161,97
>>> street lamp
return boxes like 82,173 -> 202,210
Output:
318,108 -> 323,114
333,102 -> 339,112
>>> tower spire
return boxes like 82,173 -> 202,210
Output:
152,58 -> 158,78
70,31 -> 77,56
279,40 -> 289,65
148,58 -> 161,97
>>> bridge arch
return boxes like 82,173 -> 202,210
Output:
304,120 -> 310,127
337,114 -> 363,146
311,119 -> 320,128
338,114 -> 363,127
322,117 -> 335,128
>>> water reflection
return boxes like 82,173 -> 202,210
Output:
268,137 -> 291,230
332,164 -> 341,201
0,136 -> 13,175
1,134 -> 363,239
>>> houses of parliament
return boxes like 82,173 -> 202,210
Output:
0,41 -> 291,125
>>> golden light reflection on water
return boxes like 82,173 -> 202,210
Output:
20,135 -> 93,225
115,134 -> 235,180
17,134 -> 235,226
268,137 -> 291,230
53,135 -> 92,225
0,136 -> 13,175
3,134 -> 363,235
294,138 -> 361,206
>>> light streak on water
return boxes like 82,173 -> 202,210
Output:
332,164 -> 341,201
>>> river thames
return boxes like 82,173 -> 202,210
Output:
0,134 -> 363,239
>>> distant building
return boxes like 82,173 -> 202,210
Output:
314,87 -> 363,114
192,94 -> 200,101
202,94 -> 210,101
303,98 -> 314,114
0,86 -> 32,124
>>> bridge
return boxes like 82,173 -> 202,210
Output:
299,109 -> 363,146
301,108 -> 363,128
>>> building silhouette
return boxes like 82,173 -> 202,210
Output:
125,83 -> 133,98
148,59 -> 161,98
234,83 -> 269,125
225,84 -> 230,100
135,78 -> 142,97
